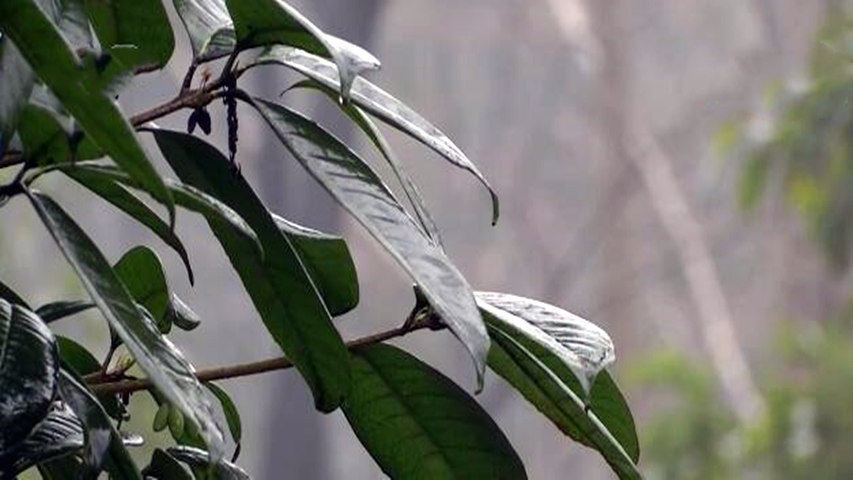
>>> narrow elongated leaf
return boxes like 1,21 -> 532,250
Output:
143,449 -> 194,480
254,46 -> 498,224
37,455 -> 85,480
168,446 -> 250,480
66,167 -> 194,283
0,32 -> 34,154
0,279 -> 29,308
17,100 -> 70,166
151,129 -> 350,412
85,0 -> 175,71
0,402 -> 84,477
173,0 -> 235,62
36,300 -> 95,323
250,99 -> 489,386
114,246 -> 170,328
0,299 -> 58,454
224,0 -> 378,98
57,370 -> 141,479
272,214 -> 358,316
28,191 -> 224,460
205,383 -> 241,445
0,0 -> 174,221
343,344 -> 526,479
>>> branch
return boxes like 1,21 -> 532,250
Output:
86,320 -> 441,396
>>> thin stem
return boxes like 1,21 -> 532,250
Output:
0,151 -> 23,170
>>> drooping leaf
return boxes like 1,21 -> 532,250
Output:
172,0 -> 235,63
55,335 -> 122,420
0,279 -> 29,308
16,101 -> 71,166
343,344 -> 526,479
249,99 -> 489,387
151,129 -> 350,412
0,299 -> 58,454
0,402 -> 84,477
113,246 -> 171,330
272,214 -> 358,316
36,300 -> 96,323
205,383 -> 241,445
254,47 -> 498,224
0,0 -> 175,221
57,370 -> 141,479
167,294 -> 202,331
224,0 -> 378,98
169,446 -> 250,480
0,28 -> 34,154
28,191 -> 224,460
65,167 -> 194,283
142,449 -> 194,480
85,0 -> 175,72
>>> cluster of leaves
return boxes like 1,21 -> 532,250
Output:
0,0 -> 641,478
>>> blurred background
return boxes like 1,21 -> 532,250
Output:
8,0 -> 853,478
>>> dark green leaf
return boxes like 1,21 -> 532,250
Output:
343,344 -> 526,480
0,279 -> 29,308
0,0 -> 175,221
36,300 -> 96,323
142,449 -> 193,480
168,446 -> 250,480
0,30 -> 34,154
55,335 -> 121,419
17,101 -> 70,166
113,246 -> 170,331
272,214 -> 358,316
37,455 -> 85,480
0,299 -> 58,454
167,294 -> 202,331
224,0 -> 378,98
57,370 -> 141,479
250,99 -> 489,387
254,47 -> 498,224
85,0 -> 175,71
28,191 -> 225,459
0,402 -> 84,477
205,383 -> 241,445
172,0 -> 235,62
65,167 -> 194,284
151,129 -> 350,413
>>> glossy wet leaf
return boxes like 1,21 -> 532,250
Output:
173,0 -> 235,62
66,167 -> 194,283
143,449 -> 194,480
205,383 -> 241,445
272,214 -> 358,316
36,300 -> 96,323
0,279 -> 29,308
152,129 -> 350,412
28,191 -> 225,460
0,0 -> 175,221
168,294 -> 202,331
54,335 -> 121,419
254,46 -> 498,224
114,246 -> 171,330
250,99 -> 489,386
343,344 -> 526,480
0,402 -> 84,477
57,370 -> 141,479
0,19 -> 36,154
168,446 -> 250,480
85,0 -> 175,71
224,0 -> 379,98
0,299 -> 58,454
17,101 -> 71,166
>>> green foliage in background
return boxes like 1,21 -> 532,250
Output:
0,0 -> 640,478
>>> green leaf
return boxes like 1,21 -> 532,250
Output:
113,246 -> 171,330
168,446 -> 250,480
0,299 -> 58,454
85,0 -> 175,71
27,191 -> 225,460
205,383 -> 241,445
65,167 -> 194,284
0,0 -> 175,222
0,278 -> 29,307
151,129 -> 350,412
224,0 -> 378,98
36,300 -> 96,323
17,100 -> 71,166
272,214 -> 358,317
37,455 -> 85,480
55,335 -> 122,419
142,449 -> 194,480
57,370 -> 141,479
172,0 -> 235,62
0,30 -> 34,154
254,47 -> 499,225
0,402 -> 84,477
343,344 -> 527,479
250,99 -> 489,387
167,294 -> 202,331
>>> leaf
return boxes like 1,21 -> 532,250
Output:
167,294 -> 202,331
250,99 -> 489,387
151,129 -> 350,412
0,402 -> 84,477
27,191 -> 224,460
142,449 -> 194,480
16,99 -> 70,166
85,0 -> 175,71
113,246 -> 171,330
205,383 -> 241,445
65,167 -> 194,284
342,344 -> 527,480
0,29 -> 34,154
0,299 -> 58,454
168,446 -> 250,480
57,370 -> 141,479
172,0 -> 235,62
254,47 -> 499,224
224,0 -> 379,98
272,214 -> 358,316
55,335 -> 122,419
0,0 -> 175,222
36,300 -> 96,323
0,279 -> 29,308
